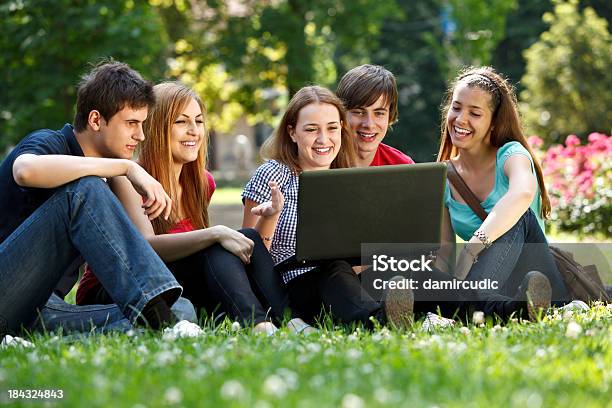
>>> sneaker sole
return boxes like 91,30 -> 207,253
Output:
526,272 -> 552,321
384,276 -> 414,328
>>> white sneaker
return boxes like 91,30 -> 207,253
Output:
421,312 -> 455,332
253,321 -> 278,336
163,320 -> 204,340
287,318 -> 318,335
1,335 -> 34,348
557,300 -> 590,312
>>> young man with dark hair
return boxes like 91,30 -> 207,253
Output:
0,60 -> 195,338
336,64 -> 415,167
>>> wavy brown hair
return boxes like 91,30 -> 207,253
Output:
261,85 -> 355,173
140,82 -> 210,234
436,66 -> 551,218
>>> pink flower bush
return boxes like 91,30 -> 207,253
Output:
528,133 -> 612,236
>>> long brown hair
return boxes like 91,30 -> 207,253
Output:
436,66 -> 551,218
261,85 -> 355,173
140,81 -> 210,234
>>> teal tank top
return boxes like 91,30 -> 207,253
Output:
444,141 -> 545,241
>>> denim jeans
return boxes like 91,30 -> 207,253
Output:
465,209 -> 569,302
0,176 -> 182,335
29,294 -> 196,334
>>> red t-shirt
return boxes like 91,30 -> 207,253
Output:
369,143 -> 415,166
75,172 -> 215,305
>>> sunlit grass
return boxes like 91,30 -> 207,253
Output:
2,305 -> 611,407
210,188 -> 243,206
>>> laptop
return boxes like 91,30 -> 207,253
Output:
274,162 -> 447,272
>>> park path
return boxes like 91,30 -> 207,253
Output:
209,203 -> 243,229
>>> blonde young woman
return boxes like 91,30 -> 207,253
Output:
77,82 -> 291,333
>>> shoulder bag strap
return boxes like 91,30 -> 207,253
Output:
445,160 -> 488,221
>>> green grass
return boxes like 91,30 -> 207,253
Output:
2,306 -> 611,407
210,188 -> 243,206
10,190 -> 607,407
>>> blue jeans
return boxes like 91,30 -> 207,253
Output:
0,176 -> 182,335
30,294 -> 196,334
466,209 -> 569,302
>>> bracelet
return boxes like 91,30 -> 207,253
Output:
464,245 -> 479,264
262,235 -> 273,242
473,230 -> 492,248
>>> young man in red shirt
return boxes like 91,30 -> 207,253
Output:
336,64 -> 414,167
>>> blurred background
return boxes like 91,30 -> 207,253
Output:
1,0 -> 610,237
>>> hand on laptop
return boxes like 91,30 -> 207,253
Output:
251,181 -> 285,218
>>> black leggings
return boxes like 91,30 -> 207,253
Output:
287,260 -> 382,326
360,265 -> 539,321
81,228 -> 290,326
288,260 -> 539,326
168,228 -> 290,326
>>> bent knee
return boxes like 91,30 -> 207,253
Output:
238,227 -> 261,242
68,175 -> 108,192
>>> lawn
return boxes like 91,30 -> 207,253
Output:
210,188 -> 244,206
1,305 -> 611,407
3,190 -> 609,407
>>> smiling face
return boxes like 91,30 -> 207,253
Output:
289,102 -> 342,171
170,97 -> 204,165
347,94 -> 390,161
446,83 -> 495,151
92,106 -> 148,159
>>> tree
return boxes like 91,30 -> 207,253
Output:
369,0 -> 517,162
365,0 -> 447,162
0,0 -> 170,152
520,0 -> 612,143
491,0 -> 553,87
423,0 -> 518,80
158,0 -> 399,135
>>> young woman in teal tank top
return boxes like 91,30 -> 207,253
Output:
435,66 -> 570,308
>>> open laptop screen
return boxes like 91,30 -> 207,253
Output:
295,163 -> 447,262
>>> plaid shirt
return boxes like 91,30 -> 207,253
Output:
242,160 -> 315,283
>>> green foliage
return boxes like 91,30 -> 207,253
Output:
0,0 -> 170,151
491,0 -> 553,86
2,305 -> 612,407
161,0 -> 399,134
491,0 -> 611,89
520,0 -> 612,144
367,1 -> 447,162
371,0 -> 517,162
424,0 -> 518,80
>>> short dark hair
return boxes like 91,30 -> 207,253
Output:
73,60 -> 155,131
336,64 -> 399,125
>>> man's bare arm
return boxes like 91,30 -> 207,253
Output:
12,154 -> 133,188
13,154 -> 172,220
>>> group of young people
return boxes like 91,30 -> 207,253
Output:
0,60 -> 574,339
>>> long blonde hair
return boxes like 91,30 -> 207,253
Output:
436,66 -> 551,218
261,85 -> 355,173
140,81 -> 210,234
